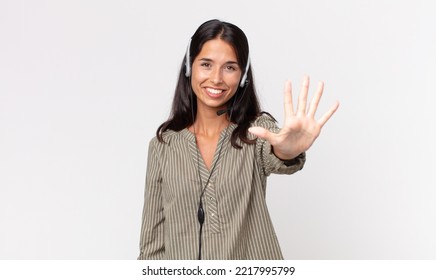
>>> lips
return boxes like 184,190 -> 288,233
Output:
204,87 -> 226,98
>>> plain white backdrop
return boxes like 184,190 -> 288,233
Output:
1,0 -> 435,259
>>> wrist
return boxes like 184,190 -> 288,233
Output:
271,146 -> 300,161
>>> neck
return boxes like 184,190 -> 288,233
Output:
191,106 -> 230,137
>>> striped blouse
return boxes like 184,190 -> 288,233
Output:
138,114 -> 305,260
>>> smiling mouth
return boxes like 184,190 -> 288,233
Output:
206,87 -> 224,95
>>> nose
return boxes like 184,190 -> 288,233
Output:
210,67 -> 223,84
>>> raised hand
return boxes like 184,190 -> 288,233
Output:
248,75 -> 339,160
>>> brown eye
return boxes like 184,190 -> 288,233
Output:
225,65 -> 236,72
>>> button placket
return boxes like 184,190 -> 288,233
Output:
204,181 -> 220,233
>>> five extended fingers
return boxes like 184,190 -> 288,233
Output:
251,75 -> 339,152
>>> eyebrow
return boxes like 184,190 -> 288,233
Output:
199,58 -> 239,65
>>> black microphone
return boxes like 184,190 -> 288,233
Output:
216,80 -> 249,116
216,107 -> 232,116
197,201 -> 205,225
197,200 -> 205,260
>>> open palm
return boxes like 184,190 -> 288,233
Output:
249,75 -> 339,160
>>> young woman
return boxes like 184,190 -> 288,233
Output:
138,19 -> 339,260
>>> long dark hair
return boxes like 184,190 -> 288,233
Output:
157,19 -> 262,148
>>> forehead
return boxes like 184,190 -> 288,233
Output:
196,39 -> 238,62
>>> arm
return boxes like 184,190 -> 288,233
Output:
138,139 -> 165,260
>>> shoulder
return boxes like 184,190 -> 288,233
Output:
251,112 -> 278,130
160,129 -> 183,143
149,129 -> 188,150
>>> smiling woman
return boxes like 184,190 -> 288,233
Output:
191,39 -> 242,112
137,19 -> 338,260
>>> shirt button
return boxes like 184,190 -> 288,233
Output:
209,197 -> 214,201
211,213 -> 215,217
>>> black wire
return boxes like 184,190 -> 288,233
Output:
191,82 -> 248,260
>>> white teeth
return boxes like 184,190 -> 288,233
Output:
206,88 -> 223,95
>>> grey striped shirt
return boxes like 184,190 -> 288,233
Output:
138,114 -> 305,260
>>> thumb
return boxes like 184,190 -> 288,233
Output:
248,127 -> 275,142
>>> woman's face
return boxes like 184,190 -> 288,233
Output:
191,38 -> 242,113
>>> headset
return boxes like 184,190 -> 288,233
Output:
184,39 -> 250,88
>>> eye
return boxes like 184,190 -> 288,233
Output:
200,62 -> 211,68
224,65 -> 237,72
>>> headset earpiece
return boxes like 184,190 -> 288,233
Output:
239,57 -> 250,88
185,39 -> 192,77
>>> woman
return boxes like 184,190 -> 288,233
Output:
138,19 -> 339,260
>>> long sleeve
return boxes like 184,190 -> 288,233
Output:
138,139 -> 165,259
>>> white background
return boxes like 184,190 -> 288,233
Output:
1,0 -> 435,259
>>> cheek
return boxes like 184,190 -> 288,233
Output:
226,74 -> 241,87
191,70 -> 208,86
